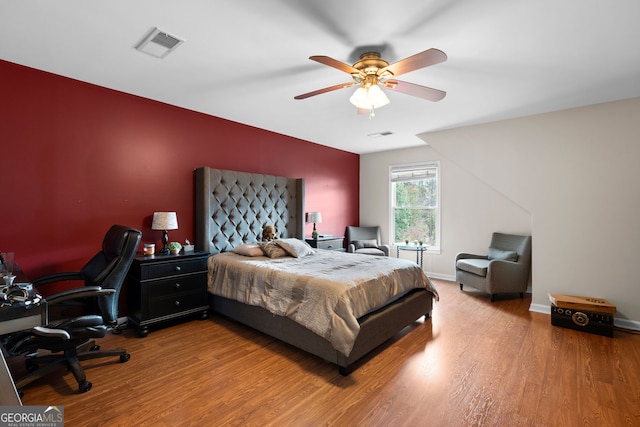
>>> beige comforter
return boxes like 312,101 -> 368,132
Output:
208,250 -> 438,357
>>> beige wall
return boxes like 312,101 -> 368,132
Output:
361,97 -> 640,329
360,146 -> 532,279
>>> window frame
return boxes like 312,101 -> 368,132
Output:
389,161 -> 441,253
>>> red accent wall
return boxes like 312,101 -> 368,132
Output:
0,59 -> 359,279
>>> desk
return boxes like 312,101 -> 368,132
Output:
396,245 -> 428,269
1,270 -> 47,335
0,300 -> 47,335
1,351 -> 21,405
0,267 -> 45,406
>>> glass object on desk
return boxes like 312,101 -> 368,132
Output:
2,274 -> 16,287
1,252 -> 14,275
1,251 -> 16,292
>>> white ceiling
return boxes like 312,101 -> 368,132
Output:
2,1 -> 640,154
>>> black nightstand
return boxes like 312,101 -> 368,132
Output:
127,251 -> 209,337
305,236 -> 345,251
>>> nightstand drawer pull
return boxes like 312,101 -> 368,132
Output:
145,289 -> 208,318
140,257 -> 208,279
305,237 -> 344,251
175,283 -> 181,289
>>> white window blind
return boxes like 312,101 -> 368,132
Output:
390,164 -> 438,183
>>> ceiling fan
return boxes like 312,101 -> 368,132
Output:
294,48 -> 447,115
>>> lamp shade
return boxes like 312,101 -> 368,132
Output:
306,212 -> 322,223
151,212 -> 178,230
349,84 -> 390,110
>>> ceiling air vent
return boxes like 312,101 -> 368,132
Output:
367,131 -> 394,138
135,27 -> 184,58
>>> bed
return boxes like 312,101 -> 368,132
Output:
195,166 -> 437,374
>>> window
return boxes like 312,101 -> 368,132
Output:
390,162 -> 440,249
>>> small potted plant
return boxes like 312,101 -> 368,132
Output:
168,241 -> 182,255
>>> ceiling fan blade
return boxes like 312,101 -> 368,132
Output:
294,82 -> 358,100
384,80 -> 446,102
309,56 -> 362,75
378,48 -> 447,77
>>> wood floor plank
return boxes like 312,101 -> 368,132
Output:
7,279 -> 640,426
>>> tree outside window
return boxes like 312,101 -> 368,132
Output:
391,163 -> 439,248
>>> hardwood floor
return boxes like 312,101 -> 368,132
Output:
10,279 -> 640,426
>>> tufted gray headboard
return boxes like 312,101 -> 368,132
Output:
195,167 -> 305,254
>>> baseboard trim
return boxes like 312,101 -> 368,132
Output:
426,272 -> 455,281
529,303 -> 640,331
613,318 -> 640,331
529,303 -> 550,314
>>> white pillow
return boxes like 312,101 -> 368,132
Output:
231,243 -> 265,257
275,238 -> 316,258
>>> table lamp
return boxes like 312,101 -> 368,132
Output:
306,211 -> 322,238
152,212 -> 178,254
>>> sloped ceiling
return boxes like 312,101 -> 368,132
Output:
1,1 -> 640,154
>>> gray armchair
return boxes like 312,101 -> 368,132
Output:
345,226 -> 390,257
455,232 -> 532,301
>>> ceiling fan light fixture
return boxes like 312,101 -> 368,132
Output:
349,84 -> 390,110
294,48 -> 447,109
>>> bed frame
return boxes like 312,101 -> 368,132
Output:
195,166 -> 434,374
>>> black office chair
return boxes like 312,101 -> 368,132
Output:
4,287 -> 131,394
32,224 -> 142,325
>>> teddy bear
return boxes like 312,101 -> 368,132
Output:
261,225 -> 278,242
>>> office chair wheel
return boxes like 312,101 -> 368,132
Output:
89,344 -> 100,351
120,353 -> 131,363
79,380 -> 92,393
